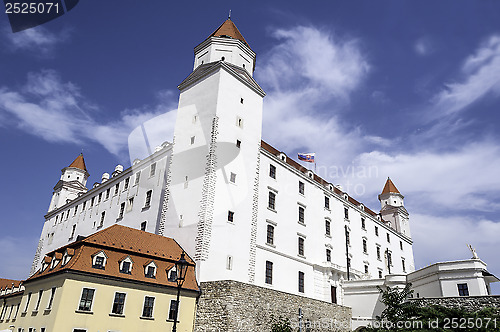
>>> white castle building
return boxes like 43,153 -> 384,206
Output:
32,18 -> 416,305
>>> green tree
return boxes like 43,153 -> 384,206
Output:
270,316 -> 293,332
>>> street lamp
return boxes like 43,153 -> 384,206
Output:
172,251 -> 188,332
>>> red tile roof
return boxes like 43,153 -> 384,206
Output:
0,278 -> 22,292
28,225 -> 199,292
208,19 -> 249,48
68,153 -> 88,173
381,177 -> 400,194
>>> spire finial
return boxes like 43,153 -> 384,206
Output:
228,9 -> 231,20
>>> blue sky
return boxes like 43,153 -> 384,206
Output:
1,1 -> 500,293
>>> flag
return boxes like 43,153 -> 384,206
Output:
298,153 -> 315,163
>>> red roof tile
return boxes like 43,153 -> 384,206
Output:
381,177 -> 400,194
208,19 -> 249,47
68,153 -> 88,173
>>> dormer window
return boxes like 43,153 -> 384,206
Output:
279,153 -> 286,162
92,251 -> 107,269
167,267 -> 178,282
62,250 -> 74,266
144,262 -> 157,278
119,256 -> 133,274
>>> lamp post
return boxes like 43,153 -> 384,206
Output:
172,251 -> 188,332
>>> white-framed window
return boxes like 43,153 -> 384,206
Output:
326,249 -> 331,262
298,181 -> 305,195
142,296 -> 155,318
99,211 -> 105,228
105,188 -> 110,200
34,290 -> 43,311
190,136 -> 195,145
119,256 -> 133,274
265,261 -> 273,284
363,238 -> 368,254
168,299 -> 179,321
236,116 -> 244,128
268,191 -> 276,210
298,237 -> 305,256
135,171 -> 141,185
127,197 -> 134,212
92,251 -> 107,269
227,210 -> 234,223
144,261 -> 157,278
236,140 -> 241,148
144,190 -> 152,208
47,287 -> 56,310
266,225 -> 274,245
118,202 -> 125,219
230,172 -> 236,183
78,288 -> 95,312
140,221 -> 147,231
298,206 -> 305,224
226,256 -> 233,270
167,267 -> 178,282
150,163 -> 156,177
269,164 -> 276,179
111,292 -> 126,315
23,292 -> 32,312
325,219 -> 331,236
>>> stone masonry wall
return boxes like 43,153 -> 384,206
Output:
409,295 -> 500,314
194,280 -> 352,332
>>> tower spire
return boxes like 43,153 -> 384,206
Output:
228,9 -> 231,19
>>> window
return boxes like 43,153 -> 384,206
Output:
324,196 -> 330,209
24,292 -> 32,312
387,251 -> 392,266
99,212 -> 105,228
124,178 -> 130,190
400,241 -> 403,250
70,224 -> 76,239
298,237 -> 305,256
168,268 -> 177,282
240,97 -> 244,104
269,165 -> 276,179
375,226 -> 379,236
78,288 -> 95,311
93,256 -> 105,269
346,230 -> 350,246
325,219 -> 331,236
268,191 -> 276,210
120,261 -> 131,274
14,304 -> 19,319
230,172 -> 236,183
168,300 -> 178,321
344,207 -> 349,219
363,239 -> 367,254
150,163 -> 156,177
266,225 -> 274,245
135,172 -> 141,185
34,290 -> 43,311
74,206 -> 78,216
227,211 -> 234,223
265,261 -> 273,284
127,197 -> 134,212
361,218 -> 366,230
236,140 -> 241,148
111,293 -> 126,315
387,233 -> 390,243
98,192 -> 102,203
299,181 -> 304,195
119,202 -> 125,219
190,136 -> 195,145
298,206 -> 305,224
364,265 -> 369,274
226,256 -> 233,270
106,188 -> 110,199
145,266 -> 156,278
326,249 -> 331,262
91,197 -> 95,206
141,221 -> 147,231
457,283 -> 469,296
114,184 -> 119,195
145,190 -> 152,208
298,271 -> 305,293
402,258 -> 406,272
142,297 -> 155,317
47,287 -> 56,309
377,246 -> 381,260
379,270 -> 383,278
236,117 -> 243,128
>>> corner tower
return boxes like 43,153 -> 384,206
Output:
378,178 -> 411,238
48,154 -> 89,212
193,18 -> 256,74
161,18 -> 265,283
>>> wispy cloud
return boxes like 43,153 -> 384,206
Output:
257,25 -> 370,167
414,37 -> 434,56
430,35 -> 500,118
0,70 -> 178,158
3,25 -> 69,56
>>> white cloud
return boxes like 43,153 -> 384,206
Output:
0,70 -> 178,158
430,35 -> 500,118
414,37 -> 434,56
4,25 -> 69,55
257,25 -> 370,168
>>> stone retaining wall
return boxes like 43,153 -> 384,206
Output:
194,280 -> 352,332
409,295 -> 500,313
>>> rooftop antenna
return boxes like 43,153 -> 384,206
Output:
228,9 -> 231,19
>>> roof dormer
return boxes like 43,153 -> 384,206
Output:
144,261 -> 157,279
91,250 -> 107,270
119,256 -> 134,274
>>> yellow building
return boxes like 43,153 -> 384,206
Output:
0,225 -> 199,332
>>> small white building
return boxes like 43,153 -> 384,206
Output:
344,258 -> 499,329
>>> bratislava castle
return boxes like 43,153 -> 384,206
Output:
32,19 -> 415,304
